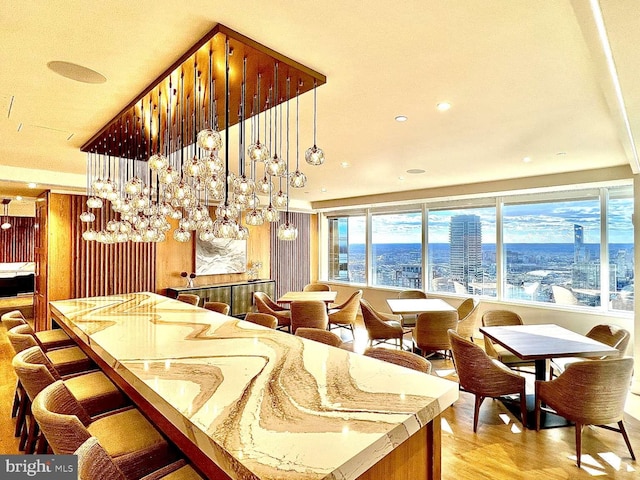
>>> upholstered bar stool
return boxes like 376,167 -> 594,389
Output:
177,294 -> 200,306
13,346 -> 128,453
8,324 -> 93,375
33,381 -> 175,479
364,347 -> 432,374
244,312 -> 278,329
1,310 -> 74,350
295,327 -> 345,348
76,437 -> 203,480
203,301 -> 230,315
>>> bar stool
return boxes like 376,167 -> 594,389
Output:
1,310 -> 74,350
203,301 -> 230,315
33,381 -> 176,479
13,346 -> 128,453
177,294 -> 200,306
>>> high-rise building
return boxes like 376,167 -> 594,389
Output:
449,214 -> 482,292
574,224 -> 587,262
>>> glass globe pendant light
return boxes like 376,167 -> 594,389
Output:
305,79 -> 325,166
197,50 -> 222,152
289,87 -> 307,188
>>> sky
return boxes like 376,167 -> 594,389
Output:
344,195 -> 633,244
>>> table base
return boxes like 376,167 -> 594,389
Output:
501,394 -> 571,429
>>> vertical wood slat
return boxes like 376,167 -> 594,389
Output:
270,212 -> 311,300
70,195 -> 156,298
0,216 -> 36,262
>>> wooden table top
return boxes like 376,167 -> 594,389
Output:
386,298 -> 456,315
479,324 -> 619,361
277,291 -> 338,304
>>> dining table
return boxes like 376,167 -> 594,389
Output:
49,292 -> 458,480
479,323 -> 619,428
277,290 -> 338,305
385,298 -> 456,315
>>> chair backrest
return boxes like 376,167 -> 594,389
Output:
456,298 -> 475,319
295,327 -> 343,347
585,324 -> 631,356
12,345 -> 61,401
244,312 -> 278,329
7,324 -> 38,354
397,290 -> 426,299
552,285 -> 578,306
254,291 -> 281,313
359,298 -> 389,336
481,310 -> 523,358
176,294 -> 200,306
456,300 -> 479,340
303,283 -> 331,292
76,437 -> 127,480
481,310 -> 523,327
414,311 -> 458,352
290,301 -> 328,333
203,301 -> 230,315
448,329 -> 515,394
548,358 -> 634,424
1,310 -> 27,331
329,290 -> 362,324
31,381 -> 93,455
364,347 -> 432,374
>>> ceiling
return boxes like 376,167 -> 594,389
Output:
1,1 -> 639,210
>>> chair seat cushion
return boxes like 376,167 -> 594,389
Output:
88,409 -> 167,458
35,329 -> 74,350
550,356 -> 587,375
66,372 -> 127,416
494,345 -> 534,366
46,346 -> 93,375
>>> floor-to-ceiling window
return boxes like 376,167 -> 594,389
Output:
323,182 -> 634,314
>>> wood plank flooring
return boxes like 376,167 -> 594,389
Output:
1,317 -> 638,479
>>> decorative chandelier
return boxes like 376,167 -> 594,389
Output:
79,25 -> 325,244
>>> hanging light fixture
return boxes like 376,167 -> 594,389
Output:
1,199 -> 11,230
80,25 -> 326,244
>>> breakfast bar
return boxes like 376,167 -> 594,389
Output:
50,292 -> 458,480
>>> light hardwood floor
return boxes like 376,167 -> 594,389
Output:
1,319 -> 638,479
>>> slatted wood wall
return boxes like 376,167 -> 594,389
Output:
70,196 -> 156,297
0,217 -> 36,262
270,212 -> 311,299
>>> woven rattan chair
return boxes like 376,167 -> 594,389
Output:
456,299 -> 479,341
2,310 -> 28,330
244,312 -> 278,329
76,437 -> 203,480
303,283 -> 331,292
290,300 -> 328,334
448,329 -> 527,432
295,327 -> 344,348
549,324 -> 631,377
328,290 -> 362,336
414,311 -> 458,358
535,357 -> 635,467
13,346 -> 127,453
203,301 -> 230,315
254,292 -> 291,331
364,347 -> 432,374
32,381 -> 174,479
8,324 -> 93,376
359,298 -> 404,350
481,310 -> 535,372
176,294 -> 200,306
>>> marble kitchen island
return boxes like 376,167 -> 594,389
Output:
50,292 -> 458,480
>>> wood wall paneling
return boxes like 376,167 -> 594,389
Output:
0,216 -> 36,262
34,194 -> 48,330
270,212 -> 311,300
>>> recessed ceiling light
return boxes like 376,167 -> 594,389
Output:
340,162 -> 350,168
320,188 -> 327,193
522,156 -> 532,163
27,183 -> 37,188
406,168 -> 426,174
395,115 -> 408,122
47,61 -> 107,84
15,196 -> 22,201
556,152 -> 567,156
436,102 -> 451,112
398,176 -> 405,181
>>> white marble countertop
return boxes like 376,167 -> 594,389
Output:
50,292 -> 458,480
